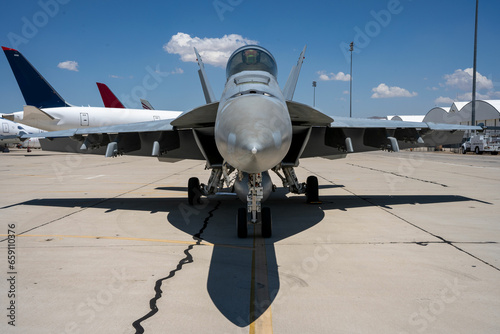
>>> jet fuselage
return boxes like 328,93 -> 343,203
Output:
214,46 -> 292,173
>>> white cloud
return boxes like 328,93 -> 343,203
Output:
164,32 -> 258,68
57,60 -> 78,72
317,71 -> 350,81
457,91 -> 491,101
171,67 -> 184,74
371,83 -> 417,98
342,90 -> 349,95
444,68 -> 493,91
434,96 -> 455,105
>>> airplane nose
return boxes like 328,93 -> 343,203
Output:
215,95 -> 292,173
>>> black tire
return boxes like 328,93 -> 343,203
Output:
492,152 -> 498,155
461,146 -> 467,154
237,208 -> 248,238
261,207 -> 272,238
475,147 -> 483,155
306,176 -> 319,204
188,177 -> 200,205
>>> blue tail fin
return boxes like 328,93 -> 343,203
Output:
2,47 -> 69,108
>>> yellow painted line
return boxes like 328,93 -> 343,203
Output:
0,234 -> 213,246
251,307 -> 273,334
249,226 -> 273,334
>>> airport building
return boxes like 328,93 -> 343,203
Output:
423,100 -> 500,137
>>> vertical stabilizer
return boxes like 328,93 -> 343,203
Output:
194,47 -> 217,104
141,99 -> 155,110
283,45 -> 307,101
96,83 -> 126,108
2,47 -> 70,108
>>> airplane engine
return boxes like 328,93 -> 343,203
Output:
234,171 -> 273,203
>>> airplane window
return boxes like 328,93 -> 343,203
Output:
226,46 -> 277,79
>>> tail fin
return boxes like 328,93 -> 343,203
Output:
140,99 -> 155,110
96,83 -> 125,108
283,45 -> 307,101
2,46 -> 70,108
194,47 -> 217,104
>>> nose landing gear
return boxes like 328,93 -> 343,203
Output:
187,166 -> 319,239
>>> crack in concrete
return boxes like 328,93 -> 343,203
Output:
131,201 -> 221,333
302,166 -> 500,273
347,163 -> 449,187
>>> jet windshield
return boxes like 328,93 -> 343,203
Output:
226,46 -> 277,79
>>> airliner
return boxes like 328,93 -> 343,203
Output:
1,47 -> 182,131
1,117 -> 43,152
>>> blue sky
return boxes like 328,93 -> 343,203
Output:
1,0 -> 499,118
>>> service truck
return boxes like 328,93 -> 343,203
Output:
462,134 -> 500,155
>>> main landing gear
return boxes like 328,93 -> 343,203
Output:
187,165 -> 320,239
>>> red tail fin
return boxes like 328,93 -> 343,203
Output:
96,83 -> 125,108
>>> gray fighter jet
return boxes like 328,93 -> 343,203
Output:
27,45 -> 479,238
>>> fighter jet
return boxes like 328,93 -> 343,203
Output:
1,47 -> 182,131
26,45 -> 480,238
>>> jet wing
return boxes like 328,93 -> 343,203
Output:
24,118 -> 221,163
292,117 -> 480,162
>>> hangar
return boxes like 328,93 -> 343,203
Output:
424,100 -> 500,137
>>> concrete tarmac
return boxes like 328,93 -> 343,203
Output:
0,149 -> 499,333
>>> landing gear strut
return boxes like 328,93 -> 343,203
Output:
272,165 -> 321,204
237,172 -> 273,238
187,164 -> 318,238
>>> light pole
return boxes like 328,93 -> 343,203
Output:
312,81 -> 317,107
349,42 -> 354,118
471,0 -> 479,135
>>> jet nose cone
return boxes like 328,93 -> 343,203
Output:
215,95 -> 292,173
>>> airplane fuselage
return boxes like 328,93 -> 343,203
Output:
214,47 -> 292,173
1,118 -> 43,146
5,107 -> 182,132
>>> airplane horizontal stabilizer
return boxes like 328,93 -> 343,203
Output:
170,102 -> 219,128
24,106 -> 59,122
286,101 -> 333,126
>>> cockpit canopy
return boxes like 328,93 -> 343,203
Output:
226,45 -> 277,79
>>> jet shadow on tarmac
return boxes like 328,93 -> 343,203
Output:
2,191 -> 489,328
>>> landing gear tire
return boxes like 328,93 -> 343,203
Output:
188,177 -> 200,205
306,176 -> 319,204
237,208 -> 248,238
261,207 -> 272,238
475,147 -> 483,155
